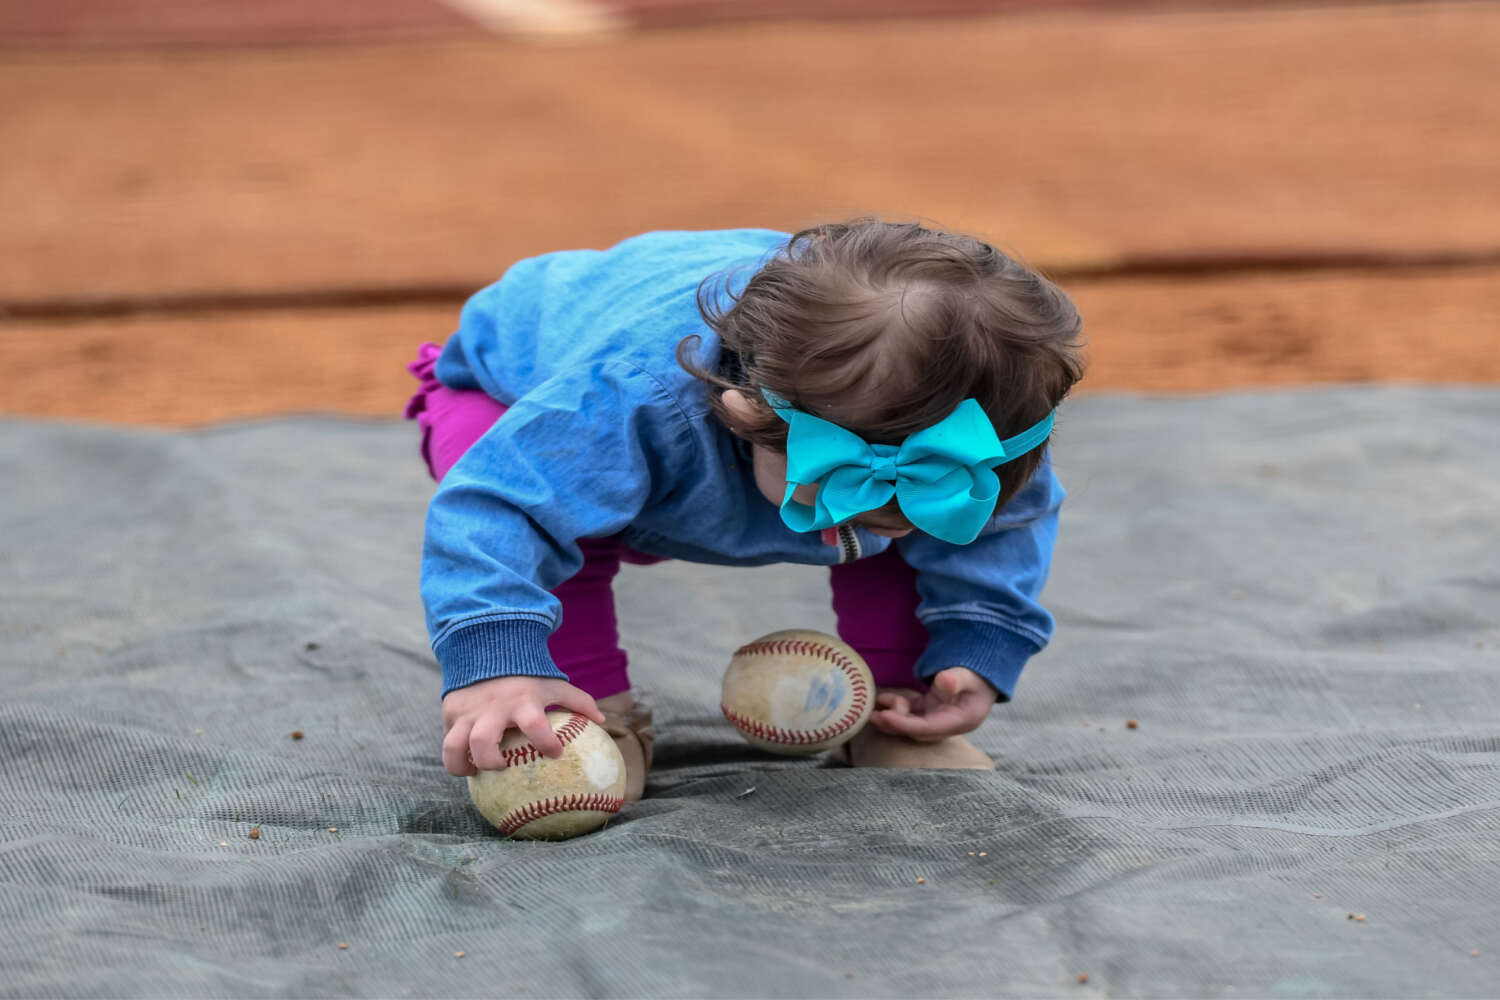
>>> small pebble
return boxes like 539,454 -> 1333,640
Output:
1126,719 -> 1139,729
979,852 -> 987,857
916,877 -> 926,884
290,730 -> 304,740
1077,973 -> 1089,983
338,942 -> 347,950
329,827 -> 339,833
218,841 -> 229,847
455,951 -> 466,959
1313,893 -> 1321,898
247,828 -> 261,840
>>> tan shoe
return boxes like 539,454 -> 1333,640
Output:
596,692 -> 654,802
829,725 -> 996,771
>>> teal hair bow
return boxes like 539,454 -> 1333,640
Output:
762,390 -> 1054,545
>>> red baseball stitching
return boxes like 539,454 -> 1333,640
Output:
733,638 -> 860,669
723,638 -> 870,746
498,793 -> 624,836
499,712 -> 591,768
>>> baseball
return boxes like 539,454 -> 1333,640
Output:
720,629 -> 875,755
467,710 -> 627,840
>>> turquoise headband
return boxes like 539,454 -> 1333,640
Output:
762,390 -> 1054,545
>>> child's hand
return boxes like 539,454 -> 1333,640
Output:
868,667 -> 998,742
441,675 -> 607,777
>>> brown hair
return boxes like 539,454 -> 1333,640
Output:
677,219 -> 1086,516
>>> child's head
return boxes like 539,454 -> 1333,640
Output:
680,218 -> 1086,530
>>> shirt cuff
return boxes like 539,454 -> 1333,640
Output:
914,619 -> 1042,702
434,617 -> 566,697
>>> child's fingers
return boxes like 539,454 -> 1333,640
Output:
867,711 -> 910,736
933,672 -> 963,701
515,706 -> 565,758
467,715 -> 509,771
551,686 -> 606,726
442,718 -> 479,776
876,692 -> 912,715
872,714 -> 949,741
871,703 -> 973,741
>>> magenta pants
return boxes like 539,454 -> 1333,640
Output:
405,343 -> 929,699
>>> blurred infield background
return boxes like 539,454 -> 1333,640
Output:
1,0 -> 1497,426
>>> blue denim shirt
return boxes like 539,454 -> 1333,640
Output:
423,229 -> 1066,700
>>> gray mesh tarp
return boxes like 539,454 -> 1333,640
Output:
3,386 -> 1498,998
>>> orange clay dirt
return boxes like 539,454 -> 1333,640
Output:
1,3 -> 1496,427
3,264 -> 1495,427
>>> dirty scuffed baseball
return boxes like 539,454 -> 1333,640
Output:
467,710 -> 626,840
721,629 -> 875,755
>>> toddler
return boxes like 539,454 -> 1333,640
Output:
406,220 -> 1085,800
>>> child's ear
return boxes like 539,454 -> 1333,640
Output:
720,389 -> 760,430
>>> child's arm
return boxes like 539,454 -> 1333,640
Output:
421,362 -> 695,768
885,456 -> 1067,732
